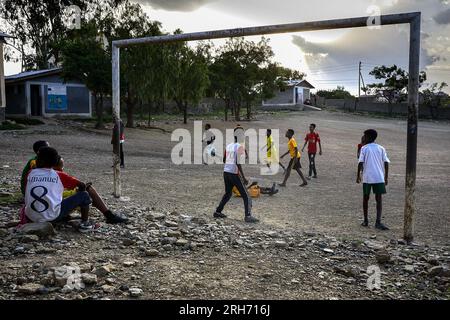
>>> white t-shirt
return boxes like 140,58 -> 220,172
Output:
359,143 -> 390,184
25,168 -> 64,222
224,142 -> 245,174
204,130 -> 215,145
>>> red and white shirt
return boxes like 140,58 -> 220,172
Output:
25,168 -> 80,222
305,132 -> 321,154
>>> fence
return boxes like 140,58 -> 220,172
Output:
314,96 -> 450,119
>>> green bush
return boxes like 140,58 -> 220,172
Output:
7,117 -> 44,125
0,121 -> 26,130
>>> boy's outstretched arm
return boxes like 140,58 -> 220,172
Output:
357,163 -> 363,183
319,141 -> 323,155
384,162 -> 389,186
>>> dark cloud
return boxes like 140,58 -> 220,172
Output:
292,25 -> 434,79
134,0 -> 215,12
433,8 -> 450,25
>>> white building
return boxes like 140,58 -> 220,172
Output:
262,79 -> 315,110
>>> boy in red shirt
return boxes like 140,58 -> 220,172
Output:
301,124 -> 322,179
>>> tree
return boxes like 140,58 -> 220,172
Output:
367,65 -> 426,115
209,37 -> 281,121
316,86 -> 354,99
421,82 -> 448,119
276,66 -> 306,82
112,0 -> 162,127
166,38 -> 210,124
60,22 -> 111,129
0,0 -> 125,70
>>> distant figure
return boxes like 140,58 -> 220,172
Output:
279,129 -> 308,187
112,120 -> 125,168
203,123 -> 216,164
356,129 -> 390,230
357,135 -> 366,159
302,123 -> 322,179
261,129 -> 286,173
21,140 -> 50,195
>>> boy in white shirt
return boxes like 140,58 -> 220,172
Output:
357,129 -> 390,230
214,126 -> 259,223
24,147 -> 98,232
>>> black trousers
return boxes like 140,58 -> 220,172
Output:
216,172 -> 251,217
308,153 -> 317,177
120,143 -> 124,167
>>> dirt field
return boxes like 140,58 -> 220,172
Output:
2,110 -> 450,244
0,110 -> 449,300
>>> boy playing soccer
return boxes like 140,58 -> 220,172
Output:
203,123 -> 216,164
261,129 -> 286,173
356,129 -> 390,230
301,124 -> 322,179
279,129 -> 308,187
21,140 -> 49,195
24,147 -> 98,232
214,126 -> 259,223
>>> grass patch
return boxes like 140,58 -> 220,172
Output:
0,191 -> 23,205
0,122 -> 26,130
7,117 -> 44,125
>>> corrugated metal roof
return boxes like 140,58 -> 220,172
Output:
284,79 -> 315,89
5,68 -> 62,82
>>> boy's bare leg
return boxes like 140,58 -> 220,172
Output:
362,195 -> 370,227
279,162 -> 293,186
88,186 -> 128,224
296,168 -> 308,186
375,194 -> 389,230
87,187 -> 108,214
80,206 -> 89,222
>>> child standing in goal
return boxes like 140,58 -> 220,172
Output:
356,129 -> 390,230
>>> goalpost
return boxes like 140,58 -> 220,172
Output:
111,12 -> 421,242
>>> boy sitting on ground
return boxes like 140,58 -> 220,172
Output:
24,147 -> 99,232
53,156 -> 128,224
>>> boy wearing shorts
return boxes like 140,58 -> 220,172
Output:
357,129 -> 390,230
279,129 -> 308,187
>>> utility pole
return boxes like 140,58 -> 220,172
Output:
358,61 -> 362,99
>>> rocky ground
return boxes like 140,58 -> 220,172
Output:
0,201 -> 449,300
0,111 -> 449,300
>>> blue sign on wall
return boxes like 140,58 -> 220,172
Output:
47,85 -> 67,110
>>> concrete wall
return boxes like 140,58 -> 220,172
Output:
259,104 -> 305,111
264,88 -> 294,105
5,79 -> 91,116
43,85 -> 91,114
5,84 -> 26,115
317,96 -> 450,119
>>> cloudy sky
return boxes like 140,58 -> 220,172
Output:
5,0 -> 450,94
